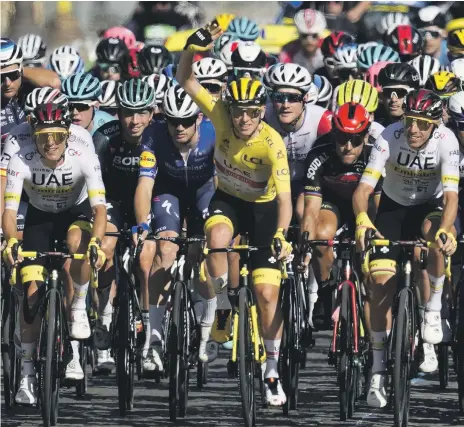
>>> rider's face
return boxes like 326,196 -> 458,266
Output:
334,134 -> 365,165
33,126 -> 69,161
166,115 -> 201,144
120,108 -> 153,139
69,103 -> 94,130
229,106 -> 264,138
382,87 -> 409,118
272,88 -> 305,126
1,64 -> 22,100
299,33 -> 320,55
404,116 -> 435,149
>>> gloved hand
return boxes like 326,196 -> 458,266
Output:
86,237 -> 106,270
272,228 -> 293,260
355,212 -> 379,252
435,228 -> 457,256
184,20 -> 223,51
2,237 -> 20,267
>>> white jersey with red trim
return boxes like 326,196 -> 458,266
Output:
265,103 -> 332,181
360,122 -> 460,206
4,140 -> 105,213
0,122 -> 94,177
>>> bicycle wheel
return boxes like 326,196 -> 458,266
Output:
197,360 -> 208,389
438,344 -> 449,389
338,282 -> 354,421
76,341 -> 88,397
115,283 -> 129,416
393,289 -> 413,427
457,278 -> 464,413
238,288 -> 256,427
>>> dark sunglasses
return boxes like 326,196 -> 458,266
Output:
271,92 -> 304,104
338,68 -> 360,81
69,103 -> 92,112
1,70 -> 21,84
333,130 -> 366,147
382,88 -> 409,99
233,68 -> 263,79
419,29 -> 441,39
98,63 -> 122,73
229,106 -> 262,119
166,115 -> 198,128
300,33 -> 319,40
201,82 -> 223,94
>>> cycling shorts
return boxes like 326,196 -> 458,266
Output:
106,199 -> 151,232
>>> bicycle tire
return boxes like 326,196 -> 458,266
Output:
438,344 -> 449,389
457,278 -> 464,413
393,289 -> 413,427
76,341 -> 88,397
338,282 -> 353,421
238,288 -> 256,427
197,360 -> 208,389
115,285 -> 129,416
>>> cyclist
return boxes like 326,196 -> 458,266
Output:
324,44 -> 360,86
93,38 -> 130,82
231,41 -> 267,80
356,44 -> 400,75
138,44 -> 172,76
142,73 -> 171,120
379,12 -> 410,39
451,58 -> 464,86
178,22 -> 293,406
408,54 -> 441,88
376,62 -> 421,127
3,102 -> 106,404
102,26 -> 137,51
134,84 -> 216,370
17,34 -> 47,68
61,72 -> 116,137
415,6 -> 448,65
48,45 -> 85,81
192,57 -> 228,98
385,25 -> 423,62
302,103 -> 382,328
227,17 -> 260,42
313,74 -> 333,109
353,89 -> 460,408
98,78 -> 157,371
98,80 -> 118,117
425,71 -> 461,124
279,9 -> 327,73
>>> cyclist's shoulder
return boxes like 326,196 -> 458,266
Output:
306,140 -> 333,163
198,118 -> 216,148
68,124 -> 95,151
142,120 -> 167,149
261,121 -> 285,147
13,142 -> 37,163
94,109 -> 116,130
377,121 -> 404,145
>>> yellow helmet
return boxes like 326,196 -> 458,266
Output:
336,79 -> 378,113
215,13 -> 236,32
225,77 -> 267,106
425,71 -> 460,98
446,18 -> 464,33
448,29 -> 464,54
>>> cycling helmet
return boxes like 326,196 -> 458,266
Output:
313,74 -> 333,108
213,32 -> 240,59
448,91 -> 464,122
0,38 -> 23,68
218,40 -> 241,69
17,34 -> 46,64
25,87 -> 68,112
294,9 -> 326,35
117,78 -> 155,110
49,46 -> 84,80
379,13 -> 410,36
404,89 -> 442,121
357,44 -> 399,71
98,80 -> 118,108
425,71 -> 460,98
227,17 -> 260,41
231,41 -> 267,71
324,44 -> 358,71
215,13 -> 236,31
305,83 -> 319,105
333,102 -> 371,134
321,31 -> 356,58
96,38 -> 129,64
62,72 -> 101,102
193,58 -> 228,82
385,25 -> 423,60
335,80 -> 378,113
265,63 -> 313,94
142,73 -> 170,105
448,29 -> 464,58
102,26 -> 136,50
138,45 -> 171,76
161,64 -> 177,81
415,6 -> 446,30
357,41 -> 379,56
378,62 -> 420,89
30,102 -> 71,128
408,54 -> 441,87
365,61 -> 392,91
450,58 -> 464,89
164,84 -> 200,118
224,77 -> 267,106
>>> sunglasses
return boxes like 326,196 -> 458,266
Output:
333,130 -> 366,147
382,88 -> 409,99
98,63 -> 122,73
69,103 -> 92,112
33,130 -> 69,144
201,82 -> 223,94
419,29 -> 441,39
338,69 -> 360,81
403,116 -> 436,131
233,68 -> 263,79
229,106 -> 262,119
1,70 -> 21,84
271,92 -> 304,104
166,115 -> 198,128
300,33 -> 319,40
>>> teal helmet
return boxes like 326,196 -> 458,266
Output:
357,44 -> 400,71
227,17 -> 260,41
117,78 -> 155,109
61,72 -> 101,101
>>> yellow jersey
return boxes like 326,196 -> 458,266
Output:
192,86 -> 291,203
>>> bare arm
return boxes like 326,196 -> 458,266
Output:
276,191 -> 292,232
134,176 -> 155,225
176,49 -> 204,98
0,176 -> 6,218
440,191 -> 458,233
353,182 -> 374,218
301,196 -> 322,241
23,67 -> 61,89
91,204 -> 107,243
2,209 -> 18,242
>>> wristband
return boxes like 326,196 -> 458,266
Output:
90,237 -> 102,247
131,223 -> 149,235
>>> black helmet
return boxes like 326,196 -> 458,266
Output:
231,41 -> 267,70
378,62 -> 420,89
96,37 -> 129,64
138,44 -> 172,76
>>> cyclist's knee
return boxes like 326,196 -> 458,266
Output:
315,220 -> 337,241
205,216 -> 233,248
368,259 -> 396,298
20,265 -> 47,300
101,236 -> 117,263
67,220 -> 92,253
254,283 -> 279,306
155,240 -> 177,269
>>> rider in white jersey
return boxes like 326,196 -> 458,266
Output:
3,102 -> 107,405
353,90 -> 459,408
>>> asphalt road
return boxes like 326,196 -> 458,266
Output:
2,330 -> 463,427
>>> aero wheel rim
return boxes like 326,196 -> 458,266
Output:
246,309 -> 254,419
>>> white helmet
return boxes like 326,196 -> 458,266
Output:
324,45 -> 358,71
143,73 -> 171,105
193,57 -> 228,82
218,39 -> 240,69
313,74 -> 332,108
49,45 -> 84,80
294,9 -> 327,35
305,83 -> 319,105
25,86 -> 68,112
448,91 -> 464,121
265,63 -> 313,93
164,84 -> 200,118
17,34 -> 47,63
98,80 -> 118,108
408,55 -> 441,87
0,38 -> 23,68
451,58 -> 464,89
380,12 -> 410,36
